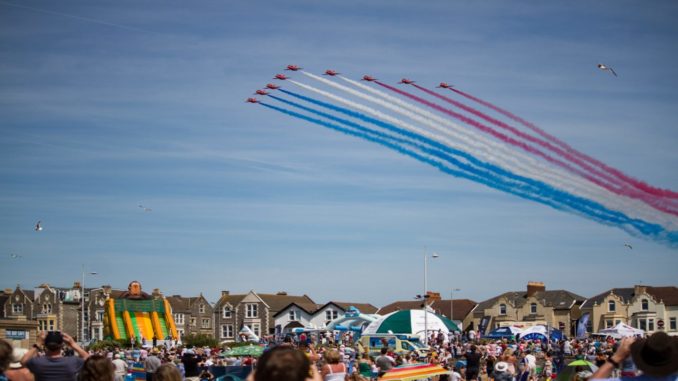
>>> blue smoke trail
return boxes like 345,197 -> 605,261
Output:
274,91 -> 670,240
260,101 -> 673,245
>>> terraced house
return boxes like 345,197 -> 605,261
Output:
166,293 -> 214,339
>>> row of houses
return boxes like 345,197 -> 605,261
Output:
2,281 -> 677,348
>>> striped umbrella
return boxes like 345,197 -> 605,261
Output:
379,363 -> 449,381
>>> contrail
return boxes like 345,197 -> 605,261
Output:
388,82 -> 678,216
449,86 -> 678,199
298,73 -> 676,229
0,1 -> 160,35
260,100 -> 674,244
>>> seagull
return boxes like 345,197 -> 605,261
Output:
597,63 -> 618,77
624,243 -> 633,250
10,253 -> 22,259
35,220 -> 43,231
138,204 -> 152,212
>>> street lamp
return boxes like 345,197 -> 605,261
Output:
450,288 -> 461,331
423,251 -> 439,346
81,265 -> 97,344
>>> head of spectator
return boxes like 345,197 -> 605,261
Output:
155,363 -> 182,381
78,354 -> 115,381
44,331 -> 64,353
324,349 -> 341,365
248,346 -> 313,381
630,331 -> 678,376
0,339 -> 12,373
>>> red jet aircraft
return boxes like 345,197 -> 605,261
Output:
274,74 -> 289,80
398,78 -> 415,84
285,65 -> 302,71
246,98 -> 258,103
437,82 -> 454,89
362,75 -> 377,81
255,89 -> 269,96
265,83 -> 280,90
324,70 -> 340,76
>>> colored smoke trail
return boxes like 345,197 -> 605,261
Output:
403,82 -> 678,216
259,100 -> 674,244
301,73 -> 676,228
271,91 -> 668,237
450,87 -> 678,200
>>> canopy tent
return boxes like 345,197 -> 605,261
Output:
379,363 -> 449,381
483,326 -> 523,340
595,322 -> 644,339
363,309 -> 459,340
518,325 -> 563,341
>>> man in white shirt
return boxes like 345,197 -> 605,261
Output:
112,353 -> 128,381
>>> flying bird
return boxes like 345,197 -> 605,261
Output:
10,253 -> 22,259
35,221 -> 43,231
597,63 -> 617,77
138,204 -> 152,212
624,243 -> 633,250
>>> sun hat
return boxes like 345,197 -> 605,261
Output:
9,347 -> 28,369
630,332 -> 678,376
495,361 -> 509,373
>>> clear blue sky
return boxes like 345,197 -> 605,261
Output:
1,0 -> 676,307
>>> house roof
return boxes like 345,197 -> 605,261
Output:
272,302 -> 321,317
379,299 -> 476,321
475,290 -> 585,315
258,293 -> 316,313
328,302 -> 378,315
581,286 -> 678,309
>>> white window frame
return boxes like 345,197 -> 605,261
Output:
608,300 -> 616,312
223,306 -> 232,318
202,318 -> 210,329
670,317 -> 676,331
12,304 -> 23,314
530,303 -> 537,314
199,304 -> 205,314
222,324 -> 234,338
641,299 -> 649,311
174,313 -> 185,325
252,323 -> 261,337
499,304 -> 507,315
246,304 -> 258,318
289,310 -> 296,321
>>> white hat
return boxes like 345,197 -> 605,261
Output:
495,362 -> 509,373
10,348 -> 28,369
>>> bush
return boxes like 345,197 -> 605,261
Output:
88,338 -> 128,351
182,333 -> 218,348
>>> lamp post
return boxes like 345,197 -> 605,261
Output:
81,265 -> 97,344
423,252 -> 439,346
450,288 -> 461,331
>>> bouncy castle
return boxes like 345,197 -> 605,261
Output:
103,281 -> 178,342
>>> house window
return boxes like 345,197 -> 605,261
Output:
199,304 -> 205,314
223,307 -> 232,318
648,319 -> 655,331
177,329 -> 185,338
499,304 -> 507,315
606,319 -> 613,328
202,318 -> 210,329
42,304 -> 52,314
174,314 -> 185,325
641,299 -> 649,311
670,318 -> 676,331
530,303 -> 537,314
49,319 -> 55,331
222,324 -> 234,338
246,304 -> 258,318
289,310 -> 296,321
12,304 -> 23,314
325,309 -> 338,321
96,310 -> 104,322
639,319 -> 647,331
252,323 -> 260,337
608,300 -> 616,312
84,311 -> 89,322
190,317 -> 196,327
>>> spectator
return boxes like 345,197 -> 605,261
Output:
22,331 -> 90,381
78,354 -> 115,381
246,346 -> 321,381
591,333 -> 678,381
1,339 -> 13,381
144,348 -> 162,381
155,363 -> 182,381
5,347 -> 34,381
112,353 -> 128,381
320,349 -> 346,381
375,347 -> 396,377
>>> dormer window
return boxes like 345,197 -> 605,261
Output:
530,303 -> 537,314
199,304 -> 205,314
499,304 -> 507,315
223,307 -> 232,318
608,300 -> 616,312
641,299 -> 649,311
289,310 -> 296,321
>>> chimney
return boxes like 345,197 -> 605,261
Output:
276,291 -> 288,296
634,285 -> 647,296
221,290 -> 230,297
4,288 -> 12,294
527,281 -> 545,297
73,281 -> 81,289
152,288 -> 162,297
426,291 -> 441,302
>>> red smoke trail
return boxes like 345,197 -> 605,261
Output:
450,87 -> 678,200
376,81 -> 678,217
413,83 -> 678,214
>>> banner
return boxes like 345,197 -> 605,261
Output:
577,313 -> 590,339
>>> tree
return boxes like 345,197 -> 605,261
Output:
182,333 -> 218,348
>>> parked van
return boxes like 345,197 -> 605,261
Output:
357,334 -> 429,358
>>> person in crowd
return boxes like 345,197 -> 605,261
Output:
78,354 -> 115,381
198,368 -> 214,381
320,349 -> 346,381
356,353 -> 373,379
375,348 -> 395,377
112,353 -> 128,381
5,347 -> 34,381
144,348 -> 162,381
22,331 -> 90,381
1,339 -> 13,381
465,345 -> 481,381
590,332 -> 678,381
246,345 -> 321,381
493,362 -> 512,381
182,349 -> 201,381
154,363 -> 183,381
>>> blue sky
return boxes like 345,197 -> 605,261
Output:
1,0 -> 677,307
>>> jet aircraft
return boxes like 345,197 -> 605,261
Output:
437,82 -> 454,89
246,98 -> 259,103
265,83 -> 280,89
324,70 -> 340,76
399,79 -> 415,84
255,89 -> 269,96
274,74 -> 289,80
285,65 -> 302,71
362,75 -> 377,82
